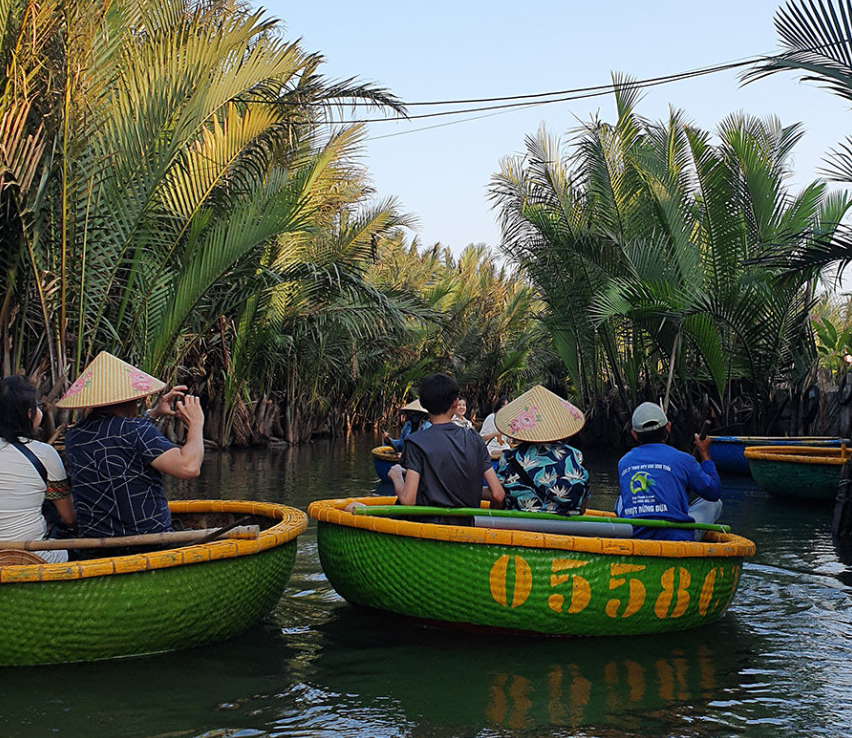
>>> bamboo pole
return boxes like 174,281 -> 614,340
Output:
352,506 -> 730,533
1,525 -> 260,552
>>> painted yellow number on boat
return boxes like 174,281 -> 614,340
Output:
489,554 -> 532,608
698,567 -> 726,616
655,566 -> 691,619
548,558 -> 591,614
605,563 -> 646,619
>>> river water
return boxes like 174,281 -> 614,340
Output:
2,434 -> 851,738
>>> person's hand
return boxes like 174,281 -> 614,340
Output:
694,433 -> 711,461
388,463 -> 405,486
381,430 -> 390,443
344,501 -> 367,514
149,385 -> 188,420
175,395 -> 204,428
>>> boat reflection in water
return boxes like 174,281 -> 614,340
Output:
308,605 -> 753,733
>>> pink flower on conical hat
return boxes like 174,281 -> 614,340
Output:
496,385 -> 585,443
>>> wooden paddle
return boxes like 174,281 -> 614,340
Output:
0,525 -> 260,552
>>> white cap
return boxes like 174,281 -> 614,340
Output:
631,402 -> 668,432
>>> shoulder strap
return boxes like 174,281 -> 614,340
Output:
506,451 -> 544,496
11,441 -> 48,484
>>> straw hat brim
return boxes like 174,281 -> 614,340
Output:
56,351 -> 166,409
400,398 -> 427,414
495,385 -> 585,443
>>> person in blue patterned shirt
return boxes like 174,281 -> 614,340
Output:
57,352 -> 204,552
494,385 -> 589,516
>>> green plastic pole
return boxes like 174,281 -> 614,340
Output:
351,505 -> 730,533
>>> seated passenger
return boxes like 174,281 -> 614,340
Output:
480,395 -> 512,453
616,402 -> 722,541
452,397 -> 474,430
494,385 -> 589,516
0,376 -> 76,563
57,352 -> 204,550
387,373 -> 504,522
382,398 -> 431,452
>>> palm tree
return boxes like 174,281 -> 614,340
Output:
744,0 -> 852,273
491,79 -> 850,432
0,0 -> 406,415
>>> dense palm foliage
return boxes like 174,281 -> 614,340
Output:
744,0 -> 852,274
0,0 -> 418,443
0,0 -> 541,445
491,81 -> 851,436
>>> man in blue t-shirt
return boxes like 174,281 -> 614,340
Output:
616,402 -> 722,541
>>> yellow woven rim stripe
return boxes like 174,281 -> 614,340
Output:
372,446 -> 401,462
0,500 -> 307,584
307,497 -> 756,559
743,445 -> 851,465
711,436 -> 845,443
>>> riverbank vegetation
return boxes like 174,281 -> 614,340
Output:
2,0 -> 852,446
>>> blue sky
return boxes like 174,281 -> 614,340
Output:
264,1 -> 851,253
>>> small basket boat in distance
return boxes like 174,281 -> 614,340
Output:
743,445 -> 851,501
0,500 -> 307,666
372,445 -> 400,483
308,497 -> 755,637
709,436 -> 849,475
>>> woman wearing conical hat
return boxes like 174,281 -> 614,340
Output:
57,352 -> 205,550
382,398 -> 432,452
494,385 -> 589,516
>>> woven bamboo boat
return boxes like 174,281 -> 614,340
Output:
744,445 -> 850,500
372,445 -> 400,483
710,435 -> 848,475
0,499 -> 307,666
308,497 -> 755,636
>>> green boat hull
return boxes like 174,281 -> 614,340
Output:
0,500 -> 306,666
748,459 -> 841,500
0,542 -> 297,666
317,523 -> 746,636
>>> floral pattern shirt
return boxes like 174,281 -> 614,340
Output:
496,442 -> 589,515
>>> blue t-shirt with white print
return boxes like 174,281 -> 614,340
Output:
617,443 -> 721,540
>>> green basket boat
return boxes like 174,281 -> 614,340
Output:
0,499 -> 307,666
308,497 -> 755,637
744,445 -> 850,501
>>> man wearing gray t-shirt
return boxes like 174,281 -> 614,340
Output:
388,373 -> 504,520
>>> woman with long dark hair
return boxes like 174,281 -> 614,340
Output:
0,375 -> 75,562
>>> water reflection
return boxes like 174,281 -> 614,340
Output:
302,608 -> 757,735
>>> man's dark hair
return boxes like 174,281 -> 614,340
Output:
418,373 -> 458,415
0,375 -> 38,443
635,426 -> 669,445
494,395 -> 509,414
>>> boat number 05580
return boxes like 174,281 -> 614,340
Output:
488,555 -> 739,620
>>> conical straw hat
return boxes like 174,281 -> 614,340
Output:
56,352 -> 165,409
495,385 -> 585,443
400,398 -> 427,414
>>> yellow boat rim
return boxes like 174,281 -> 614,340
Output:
308,497 -> 756,560
0,500 -> 307,585
743,445 -> 851,465
372,446 -> 401,462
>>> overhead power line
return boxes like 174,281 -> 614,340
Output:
237,41 -> 847,133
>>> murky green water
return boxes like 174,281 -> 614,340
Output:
2,434 -> 851,737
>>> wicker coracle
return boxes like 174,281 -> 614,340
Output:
0,500 -> 307,666
710,435 -> 849,475
372,445 -> 401,483
308,497 -> 755,637
744,445 -> 851,500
